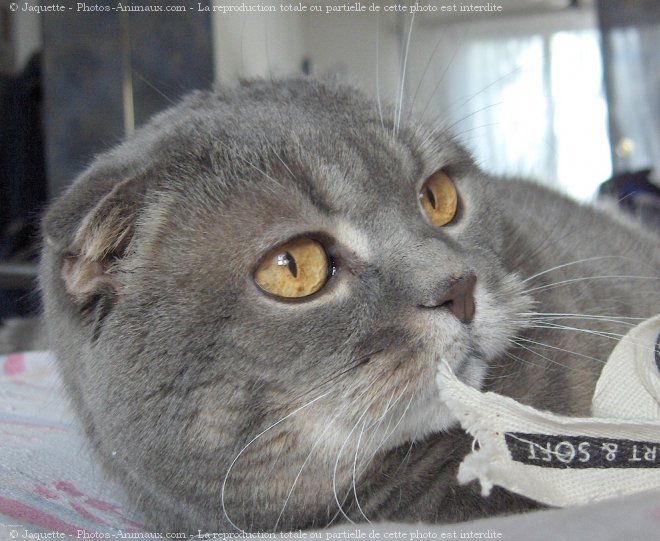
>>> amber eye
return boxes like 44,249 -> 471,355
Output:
419,170 -> 458,227
254,238 -> 330,299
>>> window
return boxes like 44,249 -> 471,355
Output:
411,10 -> 611,201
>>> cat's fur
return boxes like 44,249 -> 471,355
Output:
39,78 -> 659,533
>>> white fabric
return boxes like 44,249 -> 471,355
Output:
592,315 -> 660,420
437,315 -> 660,507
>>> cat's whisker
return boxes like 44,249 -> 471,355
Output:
395,13 -> 416,138
286,349 -> 383,406
331,390 -> 379,525
375,12 -> 384,129
521,312 -> 647,321
392,17 -> 404,138
265,140 -> 297,183
330,366 -> 410,525
178,101 -> 295,196
522,275 -> 660,295
406,35 -> 443,121
415,112 -> 501,151
396,439 -> 416,473
239,16 -> 247,79
449,122 -> 502,141
352,418 -> 371,524
201,132 -> 289,195
531,322 -> 660,357
364,392 -> 416,466
330,388 -> 415,528
509,338 -> 601,373
362,384 -> 407,446
481,365 -> 517,380
415,128 -> 442,155
277,372 -> 394,529
414,28 -> 466,123
273,407 -> 344,531
503,224 -> 571,279
132,70 -> 177,107
441,102 -> 504,135
265,17 -> 273,81
512,335 -> 605,365
503,350 -> 547,372
221,390 -> 331,533
360,383 -> 411,469
526,322 -> 642,344
521,255 -> 640,284
426,61 -> 527,134
524,324 -> 660,361
356,388 -> 399,459
521,313 -> 638,328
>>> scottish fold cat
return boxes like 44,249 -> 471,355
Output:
39,78 -> 659,533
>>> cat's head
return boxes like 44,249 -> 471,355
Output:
40,78 -> 530,532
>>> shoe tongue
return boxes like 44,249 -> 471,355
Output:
592,316 -> 660,420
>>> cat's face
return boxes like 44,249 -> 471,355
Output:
41,79 -> 531,531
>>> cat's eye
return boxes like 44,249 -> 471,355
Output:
419,171 -> 458,227
254,238 -> 330,299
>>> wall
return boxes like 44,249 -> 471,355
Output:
211,2 -> 400,97
212,0 -> 305,84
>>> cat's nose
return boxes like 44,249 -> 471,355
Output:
420,274 -> 477,324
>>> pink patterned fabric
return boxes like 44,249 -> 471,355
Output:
0,351 -> 144,536
3,354 -> 25,376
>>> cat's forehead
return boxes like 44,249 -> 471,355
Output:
179,80 -> 463,211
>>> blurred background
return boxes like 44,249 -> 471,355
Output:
1,0 -> 659,322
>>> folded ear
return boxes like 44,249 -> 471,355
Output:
44,173 -> 149,305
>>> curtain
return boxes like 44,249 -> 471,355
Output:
407,9 -> 612,201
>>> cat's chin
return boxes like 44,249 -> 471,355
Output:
380,353 -> 487,448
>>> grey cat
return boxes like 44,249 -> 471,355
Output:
38,78 -> 659,534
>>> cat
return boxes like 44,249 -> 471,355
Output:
38,77 -> 660,534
